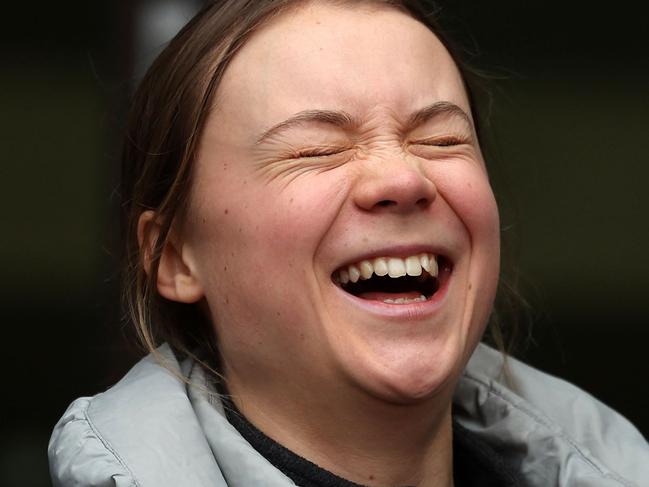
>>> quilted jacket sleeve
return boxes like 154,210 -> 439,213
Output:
49,397 -> 138,487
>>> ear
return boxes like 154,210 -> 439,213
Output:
137,211 -> 204,303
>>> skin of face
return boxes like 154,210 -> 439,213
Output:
172,1 -> 500,432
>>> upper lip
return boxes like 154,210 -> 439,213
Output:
331,244 -> 454,273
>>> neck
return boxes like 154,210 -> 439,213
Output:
226,375 -> 455,487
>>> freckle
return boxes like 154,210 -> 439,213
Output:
231,252 -> 235,257
468,283 -> 472,290
224,208 -> 229,215
299,333 -> 305,340
276,311 -> 281,317
238,227 -> 242,233
202,217 -> 206,224
290,197 -> 294,203
224,266 -> 227,272
368,475 -> 375,481
225,297 -> 229,304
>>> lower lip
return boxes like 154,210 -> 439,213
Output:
334,270 -> 452,320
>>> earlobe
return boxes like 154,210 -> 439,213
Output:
137,211 -> 204,304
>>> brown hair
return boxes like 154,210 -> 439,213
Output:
120,0 -> 494,366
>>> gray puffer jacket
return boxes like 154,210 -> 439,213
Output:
48,344 -> 649,486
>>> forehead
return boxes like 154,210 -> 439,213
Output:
213,3 -> 470,131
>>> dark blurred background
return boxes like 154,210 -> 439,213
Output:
2,1 -> 647,485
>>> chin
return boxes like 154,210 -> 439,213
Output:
345,338 -> 466,405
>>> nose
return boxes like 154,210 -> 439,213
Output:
354,157 -> 437,214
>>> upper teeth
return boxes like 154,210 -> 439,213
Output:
335,254 -> 438,284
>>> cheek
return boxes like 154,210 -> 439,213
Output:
434,165 -> 500,248
249,175 -> 349,247
187,170 -> 350,294
434,164 -> 501,332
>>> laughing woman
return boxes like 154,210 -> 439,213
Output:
49,1 -> 648,486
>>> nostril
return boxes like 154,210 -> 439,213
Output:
416,197 -> 430,207
377,200 -> 396,207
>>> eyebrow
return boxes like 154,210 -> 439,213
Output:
407,101 -> 473,130
256,109 -> 358,144
255,101 -> 473,144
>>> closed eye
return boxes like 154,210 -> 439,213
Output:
295,147 -> 350,158
412,135 -> 469,147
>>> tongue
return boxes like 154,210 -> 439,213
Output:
358,291 -> 423,301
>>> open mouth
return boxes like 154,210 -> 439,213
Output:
332,253 -> 452,305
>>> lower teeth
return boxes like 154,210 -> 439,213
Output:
383,295 -> 427,304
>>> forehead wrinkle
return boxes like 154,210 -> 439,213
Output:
256,109 -> 360,144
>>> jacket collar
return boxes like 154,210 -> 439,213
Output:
87,343 -> 649,486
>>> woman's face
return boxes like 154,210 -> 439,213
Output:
182,3 -> 500,404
